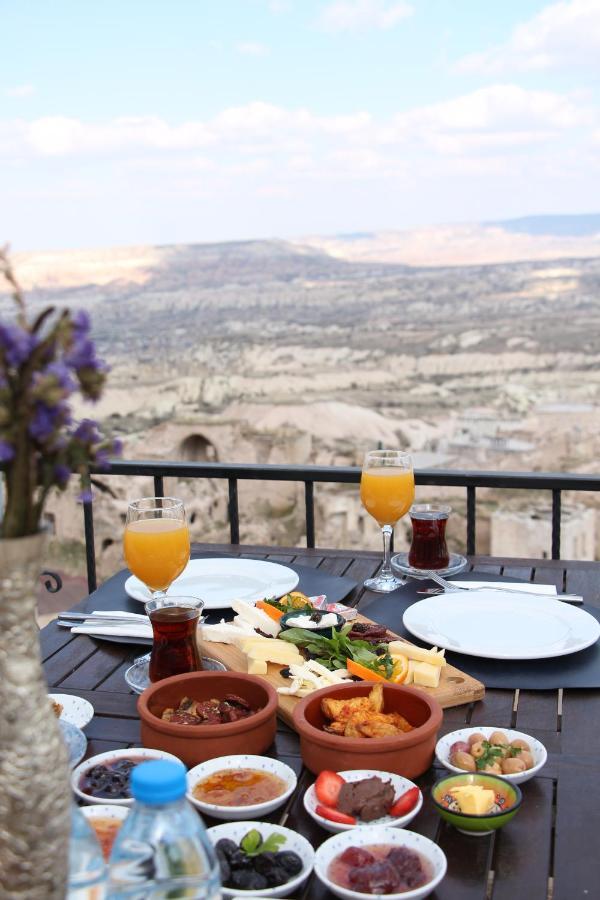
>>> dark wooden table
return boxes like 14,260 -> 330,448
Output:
41,544 -> 600,900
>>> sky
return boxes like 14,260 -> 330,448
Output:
1,0 -> 599,251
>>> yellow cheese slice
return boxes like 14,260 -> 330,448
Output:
449,785 -> 495,815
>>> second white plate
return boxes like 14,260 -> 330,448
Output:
125,557 -> 299,609
403,590 -> 600,660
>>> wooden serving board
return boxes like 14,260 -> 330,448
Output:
197,613 -> 485,729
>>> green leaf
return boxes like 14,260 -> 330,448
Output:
240,830 -> 263,855
259,833 -> 287,855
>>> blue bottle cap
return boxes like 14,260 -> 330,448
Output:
131,759 -> 187,805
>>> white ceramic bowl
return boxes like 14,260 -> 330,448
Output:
72,747 -> 183,806
207,820 -> 314,898
187,754 -> 296,821
314,826 -> 447,900
304,770 -> 423,834
435,726 -> 547,785
49,693 -> 94,728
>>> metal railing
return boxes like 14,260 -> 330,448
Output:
79,460 -> 600,593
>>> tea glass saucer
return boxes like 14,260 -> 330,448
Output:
391,552 -> 468,579
125,654 -> 227,694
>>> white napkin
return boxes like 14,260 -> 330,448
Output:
451,581 -> 557,595
71,610 -> 152,639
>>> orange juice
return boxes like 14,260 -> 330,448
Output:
123,518 -> 190,591
360,467 -> 415,527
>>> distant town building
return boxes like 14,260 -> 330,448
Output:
491,506 -> 596,560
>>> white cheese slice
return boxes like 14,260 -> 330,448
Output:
242,644 -> 302,665
200,622 -> 252,644
231,600 -> 280,637
388,641 -> 446,667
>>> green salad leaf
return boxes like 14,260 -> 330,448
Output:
280,623 -> 392,676
240,829 -> 286,857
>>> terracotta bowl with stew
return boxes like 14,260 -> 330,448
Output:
138,671 -> 278,767
292,682 -> 443,779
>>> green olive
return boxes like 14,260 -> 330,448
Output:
502,757 -> 526,774
451,751 -> 476,771
484,763 -> 502,774
489,730 -> 509,747
520,751 -> 535,770
510,738 -> 531,752
470,740 -> 486,759
468,732 -> 486,747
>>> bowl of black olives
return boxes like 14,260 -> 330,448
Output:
207,822 -> 315,897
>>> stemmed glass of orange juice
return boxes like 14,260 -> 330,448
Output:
123,497 -> 190,597
360,450 -> 415,592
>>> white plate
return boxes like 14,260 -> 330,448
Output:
207,820 -> 314,898
187,754 -> 296,820
304,770 -> 422,834
435,726 -> 547,785
314,826 -> 447,900
403,590 -> 600,660
49,693 -> 94,728
125,558 -> 299,609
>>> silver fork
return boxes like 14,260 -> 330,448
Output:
409,570 -> 583,603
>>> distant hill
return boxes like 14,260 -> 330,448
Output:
489,214 -> 600,237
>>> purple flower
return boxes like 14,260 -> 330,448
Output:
54,463 -> 71,486
0,439 -> 14,462
0,324 -> 38,368
29,403 -> 58,442
72,310 -> 91,337
66,337 -> 106,373
112,438 -> 123,456
44,361 -> 76,393
73,418 -> 101,445
77,488 -> 94,504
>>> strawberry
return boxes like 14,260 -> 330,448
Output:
389,786 -> 421,818
315,804 -> 356,825
314,770 -> 345,807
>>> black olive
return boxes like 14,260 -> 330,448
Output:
215,849 -> 230,883
275,851 -> 303,875
254,852 -> 277,875
265,865 -> 290,887
229,871 -> 269,890
229,850 -> 253,870
215,838 -> 238,861
279,667 -> 291,679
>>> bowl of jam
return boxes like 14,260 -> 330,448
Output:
71,747 -> 183,806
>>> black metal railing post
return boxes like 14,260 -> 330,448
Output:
154,475 -> 164,498
552,489 -> 562,560
305,481 -> 315,548
228,478 -> 240,544
467,485 -> 476,556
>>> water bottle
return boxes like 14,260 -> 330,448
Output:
107,759 -> 221,899
67,803 -> 107,899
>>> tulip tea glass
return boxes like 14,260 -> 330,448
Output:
360,450 -> 415,592
408,504 -> 451,570
145,595 -> 204,682
123,497 -> 190,597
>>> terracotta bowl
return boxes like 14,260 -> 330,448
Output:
137,671 -> 278,767
292,681 -> 443,779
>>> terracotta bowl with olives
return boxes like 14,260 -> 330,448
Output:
435,726 -> 547,785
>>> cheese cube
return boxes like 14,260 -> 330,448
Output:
449,786 -> 495,815
246,657 -> 268,675
412,661 -> 442,688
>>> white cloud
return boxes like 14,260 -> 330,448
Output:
457,0 -> 600,73
317,0 -> 413,32
235,41 -> 270,56
4,84 -> 35,98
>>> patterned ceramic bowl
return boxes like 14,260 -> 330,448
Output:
303,770 -> 422,834
314,825 -> 447,900
71,747 -> 183,806
207,820 -> 314,898
431,772 -> 522,835
187,754 -> 297,820
435,726 -> 547,785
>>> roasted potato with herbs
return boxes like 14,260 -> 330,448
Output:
321,684 -> 413,739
